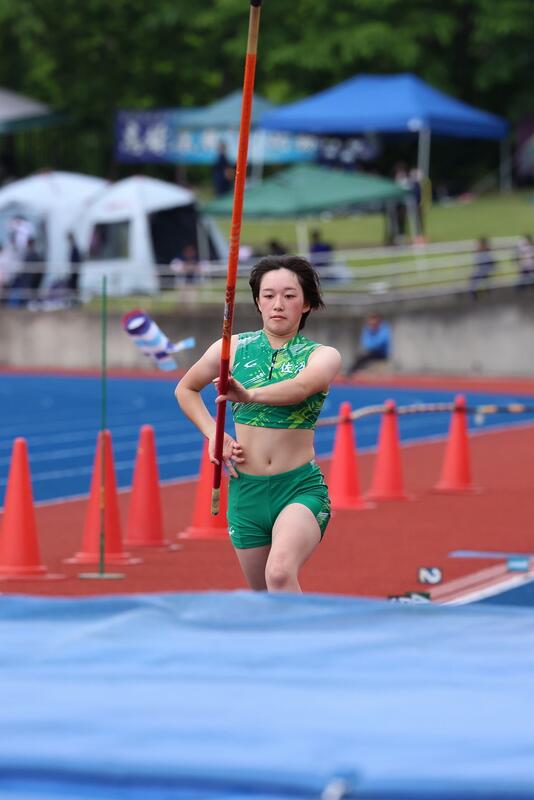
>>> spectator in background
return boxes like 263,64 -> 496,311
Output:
170,243 -> 204,302
67,232 -> 82,301
348,312 -> 391,374
267,239 -> 287,256
469,237 -> 495,300
309,229 -> 334,281
515,234 -> 534,290
8,215 -> 35,256
26,237 -> 45,299
212,141 -> 234,196
393,162 -> 410,238
171,243 -> 201,284
7,237 -> 44,307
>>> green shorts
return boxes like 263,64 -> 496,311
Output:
227,460 -> 331,550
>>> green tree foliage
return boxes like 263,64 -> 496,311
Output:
0,0 -> 531,176
471,0 -> 534,118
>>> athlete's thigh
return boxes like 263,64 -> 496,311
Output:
270,503 -> 321,571
234,545 -> 270,591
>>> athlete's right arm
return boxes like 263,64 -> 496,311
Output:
175,339 -> 223,439
175,337 -> 244,476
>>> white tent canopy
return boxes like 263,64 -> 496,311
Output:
0,87 -> 54,131
0,170 -> 108,283
83,175 -> 195,222
77,175 -> 227,296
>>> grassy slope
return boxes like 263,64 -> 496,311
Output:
215,191 -> 534,250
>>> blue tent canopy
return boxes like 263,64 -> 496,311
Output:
260,74 -> 508,140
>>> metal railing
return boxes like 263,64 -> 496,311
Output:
188,235 -> 531,307
1,236 -> 532,309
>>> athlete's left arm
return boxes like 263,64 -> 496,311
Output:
215,346 -> 341,406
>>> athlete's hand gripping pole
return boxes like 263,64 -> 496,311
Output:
212,0 -> 263,515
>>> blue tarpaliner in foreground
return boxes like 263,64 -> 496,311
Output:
0,590 -> 533,799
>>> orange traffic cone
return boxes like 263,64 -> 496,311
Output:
125,425 -> 169,547
434,395 -> 478,493
178,440 -> 229,540
329,402 -> 373,510
367,400 -> 409,501
0,438 -> 53,579
67,430 -> 141,565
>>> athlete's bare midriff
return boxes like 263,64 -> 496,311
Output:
235,423 -> 315,475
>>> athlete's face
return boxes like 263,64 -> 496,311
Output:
256,268 -> 310,334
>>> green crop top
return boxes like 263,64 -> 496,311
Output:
230,330 -> 327,429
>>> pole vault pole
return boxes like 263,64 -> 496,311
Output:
211,0 -> 263,515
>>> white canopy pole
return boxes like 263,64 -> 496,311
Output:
251,128 -> 266,182
295,219 -> 309,255
417,128 -> 431,178
499,137 -> 512,192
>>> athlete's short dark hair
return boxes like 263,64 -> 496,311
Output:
249,255 -> 325,330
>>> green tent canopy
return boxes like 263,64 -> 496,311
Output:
204,163 -> 406,217
177,91 -> 275,129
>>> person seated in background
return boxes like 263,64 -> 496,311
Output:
170,243 -> 204,302
515,234 -> 534,290
309,229 -> 338,283
469,237 -> 495,300
309,229 -> 333,268
348,312 -> 391,374
171,243 -> 202,284
267,239 -> 287,256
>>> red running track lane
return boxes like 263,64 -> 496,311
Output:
1,424 -> 533,599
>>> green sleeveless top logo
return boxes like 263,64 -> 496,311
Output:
231,330 -> 327,429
